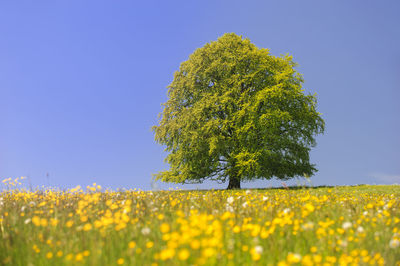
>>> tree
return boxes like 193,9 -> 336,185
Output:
153,33 -> 325,189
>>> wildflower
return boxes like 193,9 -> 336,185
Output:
178,249 -> 190,260
128,241 -> 136,249
32,216 -> 41,226
46,252 -> 53,259
202,248 -> 216,258
160,223 -> 170,233
225,204 -> 234,212
141,227 -> 151,235
287,253 -> 301,263
313,254 -> 322,263
304,203 -> 315,212
75,253 -> 83,262
190,239 -> 200,249
254,245 -> 263,254
342,222 -> 352,230
66,220 -> 74,227
83,223 -> 92,231
233,225 -> 241,233
160,248 -> 175,260
302,222 -> 314,230
389,239 -> 400,248
117,258 -> 124,265
40,218 -> 48,227
227,196 -> 234,204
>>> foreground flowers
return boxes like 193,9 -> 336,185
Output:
0,180 -> 399,265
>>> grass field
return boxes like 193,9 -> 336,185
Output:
1,178 -> 399,265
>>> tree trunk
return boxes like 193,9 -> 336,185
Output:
227,175 -> 241,189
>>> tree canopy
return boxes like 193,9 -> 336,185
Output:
153,33 -> 324,189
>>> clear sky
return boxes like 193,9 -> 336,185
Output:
1,1 -> 399,190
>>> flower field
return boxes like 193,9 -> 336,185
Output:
1,178 -> 399,265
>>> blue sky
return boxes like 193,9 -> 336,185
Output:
1,1 -> 399,190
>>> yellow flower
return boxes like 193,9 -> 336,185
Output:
46,252 -> 53,259
233,225 -> 241,233
75,253 -> 83,262
83,250 -> 90,256
202,248 -> 215,258
178,249 -> 190,260
190,239 -> 200,250
117,258 -> 124,265
32,216 -> 41,226
128,241 -> 136,249
83,223 -> 92,231
160,248 -> 175,260
326,256 -> 337,263
287,253 -> 301,263
313,254 -> 322,263
160,223 -> 170,233
66,220 -> 74,228
146,241 -> 154,249
56,251 -> 63,257
304,203 -> 315,212
50,218 -> 59,227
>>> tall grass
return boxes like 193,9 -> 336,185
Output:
1,178 -> 399,265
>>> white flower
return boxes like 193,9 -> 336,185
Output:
254,245 -> 263,254
227,197 -> 234,204
242,202 -> 248,208
342,222 -> 352,230
24,218 -> 31,224
225,204 -> 234,213
357,226 -> 364,233
141,227 -> 151,235
283,208 -> 290,214
21,206 -> 26,212
363,211 -> 368,216
389,239 -> 400,248
301,222 -> 314,230
262,196 -> 269,201
245,190 -> 251,195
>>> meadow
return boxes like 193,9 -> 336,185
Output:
1,177 -> 399,265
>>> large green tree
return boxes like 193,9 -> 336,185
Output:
153,33 -> 324,189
